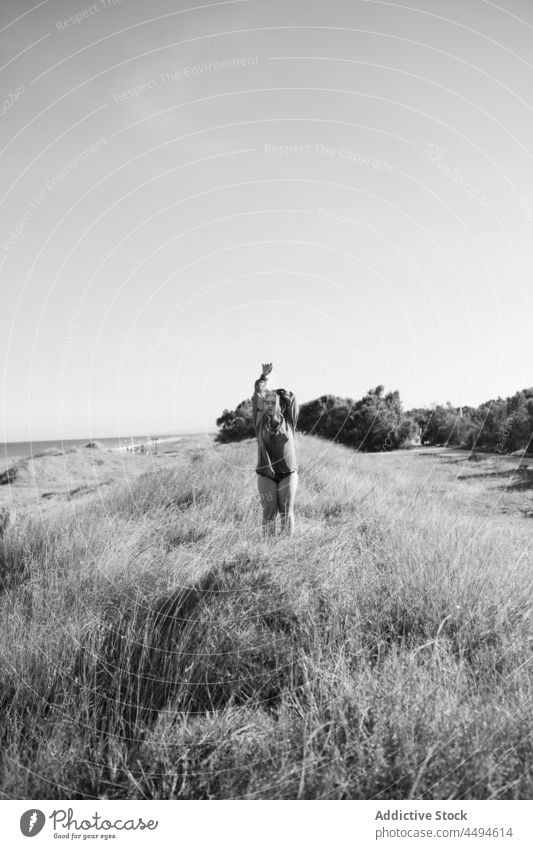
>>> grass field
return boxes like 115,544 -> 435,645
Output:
1,434 -> 532,799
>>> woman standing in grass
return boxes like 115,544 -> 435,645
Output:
252,362 -> 299,536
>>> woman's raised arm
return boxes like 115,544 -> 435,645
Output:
279,389 -> 298,430
251,363 -> 272,431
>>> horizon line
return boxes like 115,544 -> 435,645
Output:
1,428 -> 218,445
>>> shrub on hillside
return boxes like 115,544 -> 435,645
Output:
298,385 -> 417,451
215,399 -> 255,443
409,388 -> 533,452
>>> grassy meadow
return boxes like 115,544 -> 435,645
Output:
0,434 -> 532,799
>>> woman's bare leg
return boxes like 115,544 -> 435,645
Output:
278,472 -> 298,536
257,474 -> 278,536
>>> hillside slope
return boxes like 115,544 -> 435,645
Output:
1,435 -> 532,799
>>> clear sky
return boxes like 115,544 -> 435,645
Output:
1,0 -> 532,440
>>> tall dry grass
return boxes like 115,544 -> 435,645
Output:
0,435 -> 532,799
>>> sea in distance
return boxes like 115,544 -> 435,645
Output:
1,432 -> 215,466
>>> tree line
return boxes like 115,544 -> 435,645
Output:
216,385 -> 533,454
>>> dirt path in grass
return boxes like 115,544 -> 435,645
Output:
399,446 -> 533,521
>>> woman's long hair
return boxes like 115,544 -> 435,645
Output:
275,388 -> 292,416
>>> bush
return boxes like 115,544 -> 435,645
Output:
298,385 -> 417,451
216,399 -> 255,443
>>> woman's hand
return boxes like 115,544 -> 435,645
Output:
261,362 -> 273,376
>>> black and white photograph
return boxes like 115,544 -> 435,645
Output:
1,0 -> 532,843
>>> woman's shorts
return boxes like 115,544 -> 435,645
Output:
257,470 -> 296,484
